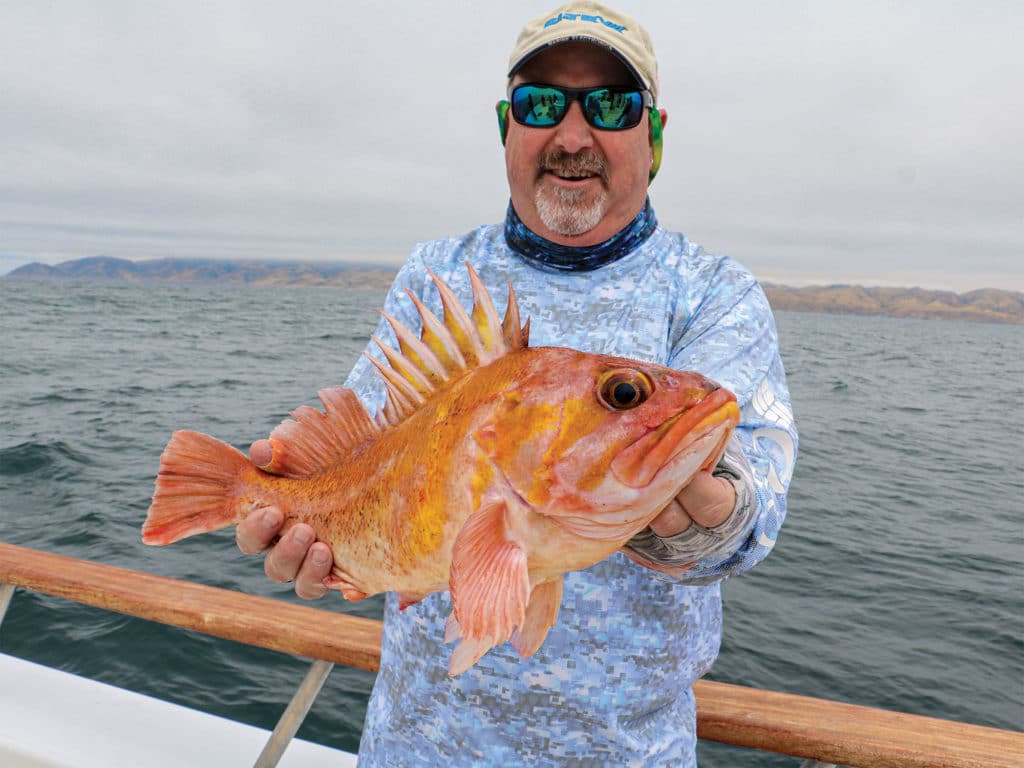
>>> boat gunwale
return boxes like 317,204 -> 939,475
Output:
1,541 -> 1021,768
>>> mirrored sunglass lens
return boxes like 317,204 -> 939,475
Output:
512,86 -> 567,126
584,89 -> 643,129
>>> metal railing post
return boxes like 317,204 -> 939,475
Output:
252,658 -> 335,768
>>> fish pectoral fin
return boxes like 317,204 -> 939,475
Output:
447,496 -> 529,674
510,578 -> 563,660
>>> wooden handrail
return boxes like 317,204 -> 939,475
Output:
1,541 -> 1021,768
694,682 -> 1022,768
0,542 -> 382,672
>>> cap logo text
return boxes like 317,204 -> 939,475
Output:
543,12 -> 627,33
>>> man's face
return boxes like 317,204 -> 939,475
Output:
505,41 -> 658,247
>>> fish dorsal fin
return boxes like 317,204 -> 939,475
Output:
368,263 -> 529,428
253,266 -> 526,474
257,386 -> 379,478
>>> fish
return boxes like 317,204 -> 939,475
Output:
142,264 -> 740,675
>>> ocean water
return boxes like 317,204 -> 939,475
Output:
0,279 -> 1021,766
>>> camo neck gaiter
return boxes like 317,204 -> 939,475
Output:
504,197 -> 658,273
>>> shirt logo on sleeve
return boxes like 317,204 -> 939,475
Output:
751,380 -> 796,493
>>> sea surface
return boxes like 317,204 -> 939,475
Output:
1,279 -> 1021,766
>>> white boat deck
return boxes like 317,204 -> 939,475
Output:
0,654 -> 358,768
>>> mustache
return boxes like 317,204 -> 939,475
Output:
538,151 -> 608,182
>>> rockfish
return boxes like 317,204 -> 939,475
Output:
142,264 -> 739,674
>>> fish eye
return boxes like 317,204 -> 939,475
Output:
598,370 -> 653,410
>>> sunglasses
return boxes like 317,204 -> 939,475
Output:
508,83 -> 653,131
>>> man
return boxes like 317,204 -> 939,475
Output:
238,3 -> 797,765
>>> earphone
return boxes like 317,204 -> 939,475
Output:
495,100 -> 663,183
496,100 -> 510,145
647,107 -> 662,183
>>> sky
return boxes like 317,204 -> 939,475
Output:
1,1 -> 1021,291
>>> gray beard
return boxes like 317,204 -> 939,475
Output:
535,184 -> 608,236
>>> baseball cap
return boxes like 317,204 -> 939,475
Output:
507,2 -> 659,103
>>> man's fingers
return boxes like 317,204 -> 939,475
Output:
294,542 -> 333,600
236,507 -> 284,554
649,496 -> 693,538
649,472 -> 737,537
249,439 -> 275,470
263,524 -> 315,584
676,471 -> 735,528
236,507 -> 332,601
235,507 -> 331,606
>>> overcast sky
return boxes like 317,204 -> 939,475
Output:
1,1 -> 1021,290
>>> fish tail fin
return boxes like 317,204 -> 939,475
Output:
142,430 -> 251,546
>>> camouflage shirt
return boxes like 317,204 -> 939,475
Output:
345,218 -> 798,767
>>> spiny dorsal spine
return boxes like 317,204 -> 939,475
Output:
252,264 -> 529,478
369,263 -> 529,427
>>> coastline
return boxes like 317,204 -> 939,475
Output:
4,256 -> 1022,324
761,283 -> 1023,325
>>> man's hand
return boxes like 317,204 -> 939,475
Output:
236,507 -> 333,600
649,470 -> 736,538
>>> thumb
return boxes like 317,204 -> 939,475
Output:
249,438 -> 294,475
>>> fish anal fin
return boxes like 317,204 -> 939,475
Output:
256,387 -> 377,479
444,613 -> 462,643
447,495 -> 529,673
448,635 -> 498,677
397,592 -> 424,611
324,568 -> 370,602
510,578 -> 564,659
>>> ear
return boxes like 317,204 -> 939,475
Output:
648,107 -> 666,183
496,100 -> 510,146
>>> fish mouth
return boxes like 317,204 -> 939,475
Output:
541,390 -> 739,543
610,388 -> 740,489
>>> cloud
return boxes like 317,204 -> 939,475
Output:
1,1 -> 1021,290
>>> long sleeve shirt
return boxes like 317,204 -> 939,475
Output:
344,219 -> 798,767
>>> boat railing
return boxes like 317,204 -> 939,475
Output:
1,541 -> 1020,768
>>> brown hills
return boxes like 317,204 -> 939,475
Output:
5,257 -> 1021,324
762,284 -> 1022,325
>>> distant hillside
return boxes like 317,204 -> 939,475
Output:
763,283 -> 1023,325
4,255 -> 395,290
5,256 -> 1021,324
